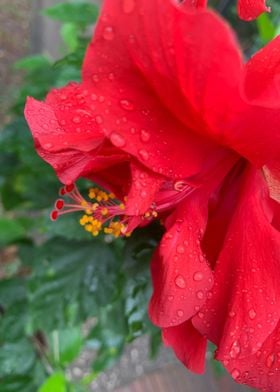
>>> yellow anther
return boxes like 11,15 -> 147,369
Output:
119,203 -> 125,211
104,227 -> 113,234
81,200 -> 88,208
80,215 -> 89,226
152,211 -> 158,218
92,203 -> 98,211
101,208 -> 109,216
92,230 -> 100,236
85,224 -> 93,232
144,212 -> 151,218
109,193 -> 115,199
88,188 -> 96,199
86,209 -> 92,215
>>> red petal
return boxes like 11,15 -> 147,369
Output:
223,320 -> 280,391
193,168 -> 280,361
238,0 -> 270,21
244,36 -> 280,107
25,85 -> 104,152
224,38 -> 280,167
125,163 -> 164,215
162,321 -> 207,374
24,88 -> 128,184
82,0 -> 238,179
148,193 -> 214,328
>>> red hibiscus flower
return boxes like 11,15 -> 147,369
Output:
237,0 -> 270,21
25,0 -> 280,390
186,0 -> 270,20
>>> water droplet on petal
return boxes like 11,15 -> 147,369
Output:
138,149 -> 149,161
176,245 -> 185,254
95,115 -> 103,124
175,275 -> 186,289
140,190 -> 147,198
120,99 -> 134,111
110,131 -> 126,147
248,308 -> 257,320
168,295 -> 174,302
43,143 -> 53,149
103,26 -> 115,41
193,271 -> 204,281
231,369 -> 240,380
72,116 -> 81,124
230,340 -> 241,359
177,309 -> 184,317
196,290 -> 204,300
266,353 -> 275,368
92,74 -> 99,83
122,0 -> 135,13
140,129 -> 151,142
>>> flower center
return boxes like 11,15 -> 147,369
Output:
51,180 -> 195,238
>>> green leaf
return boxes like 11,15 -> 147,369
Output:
14,55 -> 50,71
23,238 -> 121,331
0,340 -> 35,377
0,279 -> 28,341
0,375 -> 35,392
38,372 -> 67,392
0,218 -> 26,245
60,23 -> 79,51
49,328 -> 83,366
42,2 -> 99,26
257,13 -> 275,43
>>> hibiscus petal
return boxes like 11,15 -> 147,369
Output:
162,321 -> 207,374
81,0 -> 237,180
224,37 -> 280,167
193,168 -> 280,362
148,193 -> 214,328
243,36 -> 280,106
223,320 -> 280,391
24,87 -> 128,184
237,0 -> 270,21
25,85 -> 104,152
125,163 -> 164,215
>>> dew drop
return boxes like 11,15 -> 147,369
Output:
92,74 -> 99,83
193,271 -> 204,281
248,308 -> 257,320
175,275 -> 186,289
177,309 -> 184,317
103,26 -> 115,41
168,295 -> 174,302
176,245 -> 185,254
72,116 -> 81,124
108,73 -> 115,81
43,143 -> 53,149
95,115 -> 103,124
110,131 -> 126,147
138,149 -> 149,161
140,190 -> 147,198
122,0 -> 135,13
229,340 -> 241,359
196,290 -> 204,300
231,369 -> 240,380
266,353 -> 275,368
120,99 -> 134,111
140,129 -> 151,142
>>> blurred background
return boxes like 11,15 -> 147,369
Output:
0,0 -> 273,391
